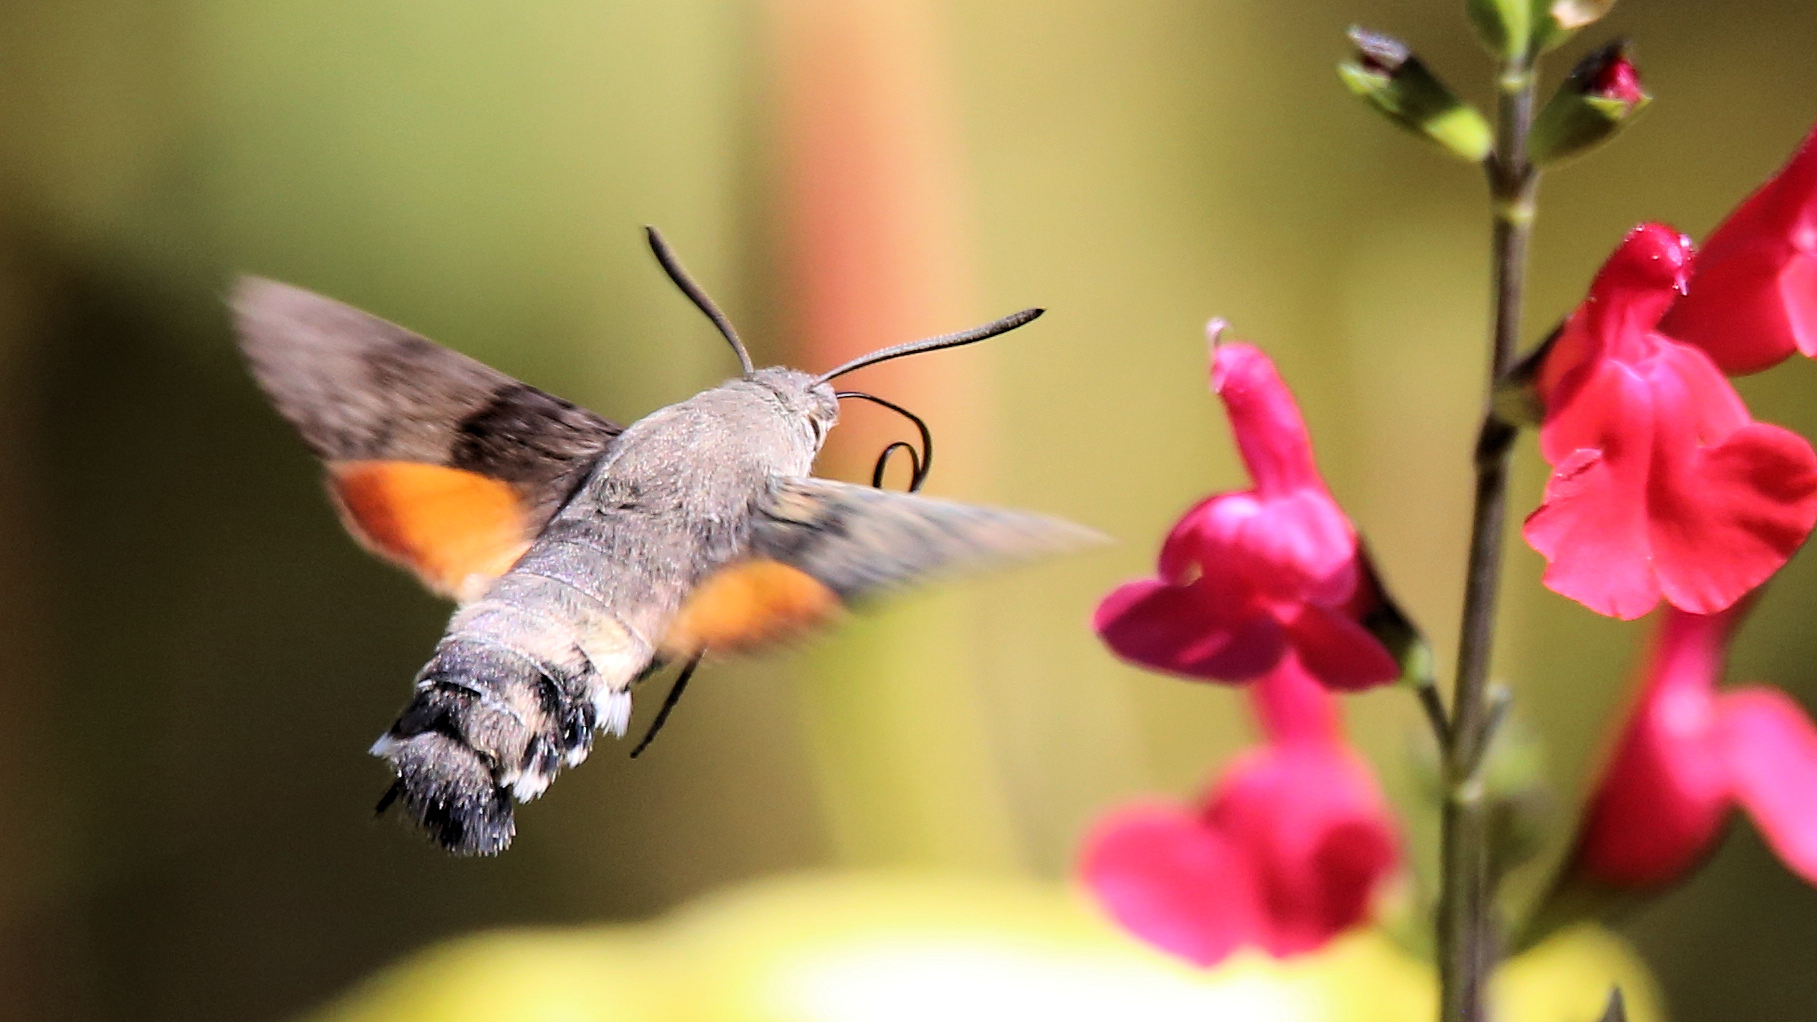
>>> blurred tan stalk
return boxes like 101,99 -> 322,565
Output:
765,0 -> 1021,871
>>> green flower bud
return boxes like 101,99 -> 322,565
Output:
1466,0 -> 1532,61
1339,27 -> 1493,163
1528,41 -> 1651,168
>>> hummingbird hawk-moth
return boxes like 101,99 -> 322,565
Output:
232,228 -> 1094,855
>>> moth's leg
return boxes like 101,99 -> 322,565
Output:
630,653 -> 704,759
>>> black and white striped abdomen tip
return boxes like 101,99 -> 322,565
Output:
371,731 -> 516,855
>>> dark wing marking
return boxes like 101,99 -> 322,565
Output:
747,477 -> 1104,605
232,276 -> 622,598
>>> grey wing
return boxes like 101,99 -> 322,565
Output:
233,276 -> 621,502
232,276 -> 624,599
749,476 -> 1104,604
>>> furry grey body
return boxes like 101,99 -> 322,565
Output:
375,369 -> 837,853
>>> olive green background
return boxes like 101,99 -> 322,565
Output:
2,1 -> 1816,1019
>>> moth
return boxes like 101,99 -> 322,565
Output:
233,228 -> 1095,855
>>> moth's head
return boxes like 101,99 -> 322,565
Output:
748,367 -> 840,449
644,225 -> 1043,484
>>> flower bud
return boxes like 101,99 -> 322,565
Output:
1533,0 -> 1619,53
1464,0 -> 1531,60
1528,41 -> 1650,167
1339,27 -> 1493,163
1468,0 -> 1614,60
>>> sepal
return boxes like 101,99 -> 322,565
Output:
1354,546 -> 1432,689
1493,322 -> 1563,428
1340,27 -> 1493,163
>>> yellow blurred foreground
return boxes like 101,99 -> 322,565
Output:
307,874 -> 1657,1022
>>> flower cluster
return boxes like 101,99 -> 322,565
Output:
1083,118 -> 1817,975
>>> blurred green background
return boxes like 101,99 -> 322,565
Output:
2,1 -> 1816,1019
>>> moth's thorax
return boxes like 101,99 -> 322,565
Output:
575,370 -> 829,519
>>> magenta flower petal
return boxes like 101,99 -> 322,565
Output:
1080,804 -> 1261,967
1239,491 -> 1360,605
1661,123 -> 1817,374
1079,664 -> 1400,967
1719,687 -> 1817,884
1568,605 -> 1817,894
1282,605 -> 1402,691
1213,341 -> 1325,498
1664,244 -> 1817,373
1205,743 -> 1399,956
1648,417 -> 1817,614
1643,338 -> 1817,613
1094,578 -> 1286,681
1574,608 -> 1733,887
1250,651 -> 1342,746
1523,362 -> 1660,620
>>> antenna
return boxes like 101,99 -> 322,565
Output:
645,226 -> 755,375
814,308 -> 1044,384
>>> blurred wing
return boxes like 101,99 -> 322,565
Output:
660,477 -> 1102,656
232,276 -> 623,600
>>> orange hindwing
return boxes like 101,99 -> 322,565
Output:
661,559 -> 843,657
328,460 -> 534,602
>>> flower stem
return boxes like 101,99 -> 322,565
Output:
1436,56 -> 1537,1022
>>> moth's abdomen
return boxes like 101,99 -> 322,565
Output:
370,635 -> 575,855
370,564 -> 665,854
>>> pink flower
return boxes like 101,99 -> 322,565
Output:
1570,605 -> 1817,890
1093,330 -> 1401,690
1080,661 -> 1400,966
1522,223 -> 1817,619
1659,123 -> 1817,375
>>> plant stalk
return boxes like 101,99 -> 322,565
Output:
1435,56 -> 1537,1022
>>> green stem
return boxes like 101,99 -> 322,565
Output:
1435,57 -> 1537,1022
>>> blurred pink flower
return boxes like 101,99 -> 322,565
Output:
1523,224 -> 1817,619
1093,331 -> 1400,690
1572,604 -> 1817,890
1080,661 -> 1400,966
1660,122 -> 1817,375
